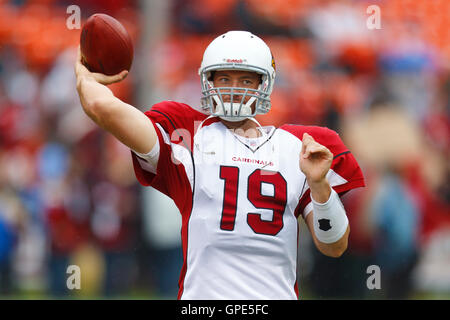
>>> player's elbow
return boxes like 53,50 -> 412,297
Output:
319,225 -> 350,258
318,242 -> 347,258
316,236 -> 348,258
78,82 -> 112,122
84,97 -> 116,126
326,244 -> 347,258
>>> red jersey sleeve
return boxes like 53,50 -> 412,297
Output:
131,101 -> 207,203
280,124 -> 366,218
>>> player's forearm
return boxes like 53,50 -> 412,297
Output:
307,210 -> 349,258
307,180 -> 350,258
315,226 -> 349,258
76,75 -> 116,124
76,75 -> 157,154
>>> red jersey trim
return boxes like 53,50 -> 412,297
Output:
295,177 -> 366,219
278,124 -> 365,219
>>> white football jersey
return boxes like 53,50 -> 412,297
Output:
131,101 -> 365,300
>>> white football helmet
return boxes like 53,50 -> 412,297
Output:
199,31 -> 276,122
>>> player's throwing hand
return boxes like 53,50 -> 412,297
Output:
300,133 -> 333,184
74,46 -> 128,86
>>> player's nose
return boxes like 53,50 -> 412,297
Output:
227,78 -> 245,89
220,79 -> 246,102
222,91 -> 245,103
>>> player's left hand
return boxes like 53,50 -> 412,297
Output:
300,133 -> 333,184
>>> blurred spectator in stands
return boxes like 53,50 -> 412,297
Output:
408,73 -> 450,296
370,167 -> 420,299
174,0 -> 240,34
0,188 -> 26,295
40,140 -> 90,296
343,100 -> 426,299
89,133 -> 140,297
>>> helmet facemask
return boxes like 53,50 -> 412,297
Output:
200,64 -> 273,122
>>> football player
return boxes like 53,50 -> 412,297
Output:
75,31 -> 365,299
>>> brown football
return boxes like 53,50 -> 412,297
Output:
80,13 -> 133,76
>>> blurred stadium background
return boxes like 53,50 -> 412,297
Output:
0,0 -> 448,299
